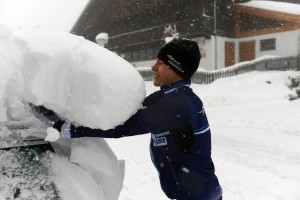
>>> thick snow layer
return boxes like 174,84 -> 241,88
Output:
107,74 -> 300,200
0,24 -> 145,200
240,1 -> 300,16
0,24 -> 146,130
51,138 -> 125,200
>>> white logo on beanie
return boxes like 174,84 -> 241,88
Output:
166,54 -> 185,72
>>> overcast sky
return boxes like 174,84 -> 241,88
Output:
0,0 -> 89,32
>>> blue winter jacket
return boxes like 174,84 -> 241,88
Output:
65,80 -> 222,200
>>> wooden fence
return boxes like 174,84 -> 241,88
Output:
137,56 -> 300,84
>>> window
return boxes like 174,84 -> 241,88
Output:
260,38 -> 276,51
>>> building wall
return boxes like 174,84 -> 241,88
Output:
72,0 -> 300,71
132,37 -> 214,71
197,37 -> 213,71
236,30 -> 300,59
215,29 -> 300,68
123,29 -> 300,70
72,0 -> 235,63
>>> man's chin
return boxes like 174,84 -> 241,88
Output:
153,80 -> 161,87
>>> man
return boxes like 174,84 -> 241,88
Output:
31,38 -> 222,200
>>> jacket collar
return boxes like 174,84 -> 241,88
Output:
161,80 -> 191,94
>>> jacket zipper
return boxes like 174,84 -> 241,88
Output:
166,156 -> 181,192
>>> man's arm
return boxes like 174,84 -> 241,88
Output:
64,97 -> 189,139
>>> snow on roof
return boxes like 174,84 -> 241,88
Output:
238,0 -> 300,16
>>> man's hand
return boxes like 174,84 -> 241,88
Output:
30,103 -> 65,132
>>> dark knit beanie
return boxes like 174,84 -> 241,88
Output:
157,38 -> 201,80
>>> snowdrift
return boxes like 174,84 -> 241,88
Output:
15,27 -> 145,130
0,24 -> 146,200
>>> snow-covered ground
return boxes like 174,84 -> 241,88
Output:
0,24 -> 300,200
108,73 -> 300,200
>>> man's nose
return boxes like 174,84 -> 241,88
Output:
151,63 -> 157,71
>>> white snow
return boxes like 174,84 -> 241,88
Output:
240,1 -> 300,16
1,24 -> 300,200
45,127 -> 61,142
107,74 -> 300,200
0,0 -> 89,32
51,138 -> 125,200
0,24 -> 144,200
13,26 -> 145,130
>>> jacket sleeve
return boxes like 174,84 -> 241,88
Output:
68,95 -> 189,139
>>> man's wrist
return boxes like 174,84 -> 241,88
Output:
53,119 -> 65,132
60,122 -> 72,138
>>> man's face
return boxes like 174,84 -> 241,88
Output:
151,59 -> 183,86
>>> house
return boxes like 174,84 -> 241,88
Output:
219,1 -> 300,70
71,0 -> 300,71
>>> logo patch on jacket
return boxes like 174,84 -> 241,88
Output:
153,137 -> 167,146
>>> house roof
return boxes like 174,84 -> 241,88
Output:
232,0 -> 300,38
238,1 -> 300,16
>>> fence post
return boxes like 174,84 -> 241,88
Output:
298,55 -> 300,71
